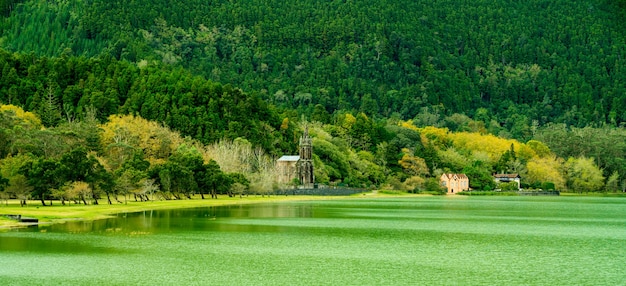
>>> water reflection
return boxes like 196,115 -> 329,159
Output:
20,203 -> 318,235
1,198 -> 625,285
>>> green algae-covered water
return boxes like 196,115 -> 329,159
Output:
1,196 -> 625,285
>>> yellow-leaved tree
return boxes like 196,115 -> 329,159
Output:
449,132 -> 532,162
100,114 -> 185,167
0,104 -> 42,130
526,156 -> 566,189
565,157 -> 605,193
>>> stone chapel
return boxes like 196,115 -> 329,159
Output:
277,126 -> 315,187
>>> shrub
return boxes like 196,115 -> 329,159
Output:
541,182 -> 556,190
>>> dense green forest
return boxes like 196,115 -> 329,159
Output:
1,0 -> 626,133
1,0 -> 626,205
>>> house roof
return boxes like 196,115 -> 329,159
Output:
441,173 -> 468,179
493,173 -> 520,178
277,155 -> 300,162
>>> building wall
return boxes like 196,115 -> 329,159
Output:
440,174 -> 470,194
277,160 -> 298,184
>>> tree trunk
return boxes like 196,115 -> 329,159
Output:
107,193 -> 112,205
40,195 -> 47,206
81,195 -> 88,205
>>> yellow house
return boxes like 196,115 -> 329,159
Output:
440,173 -> 470,194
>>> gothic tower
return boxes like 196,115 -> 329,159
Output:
297,126 -> 314,186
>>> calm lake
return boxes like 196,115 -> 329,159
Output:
1,196 -> 625,285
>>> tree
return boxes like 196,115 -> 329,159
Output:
423,177 -> 446,194
0,174 -> 8,205
58,181 -> 92,205
197,159 -> 223,199
19,159 -> 61,206
605,171 -> 620,193
398,148 -> 429,176
565,157 -> 605,193
494,143 -> 517,173
463,161 -> 496,191
55,148 -> 108,204
116,167 -> 147,203
154,160 -> 195,200
6,175 -> 33,206
228,173 -> 250,197
311,104 -> 330,123
526,156 -> 566,190
38,85 -> 62,127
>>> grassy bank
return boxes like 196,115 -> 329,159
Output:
0,194 -> 362,229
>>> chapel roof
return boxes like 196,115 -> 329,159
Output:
277,155 -> 300,162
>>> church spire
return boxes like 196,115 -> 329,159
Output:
298,125 -> 314,186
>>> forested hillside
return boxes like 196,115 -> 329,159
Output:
1,0 -> 626,201
2,0 -> 626,132
0,50 -> 295,153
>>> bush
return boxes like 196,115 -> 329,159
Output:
541,182 -> 555,190
422,178 -> 446,195
378,190 -> 406,195
498,182 -> 519,191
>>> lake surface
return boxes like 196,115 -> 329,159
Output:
1,196 -> 625,285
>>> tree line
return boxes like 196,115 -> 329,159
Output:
0,107 -> 257,206
2,101 -> 623,207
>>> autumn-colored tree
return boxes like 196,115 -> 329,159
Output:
526,156 -> 566,190
100,114 -> 184,164
398,148 -> 429,176
565,157 -> 604,193
526,140 -> 552,158
0,104 -> 43,128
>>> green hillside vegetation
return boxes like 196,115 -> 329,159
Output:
1,0 -> 626,205
0,49 -> 292,153
1,0 -> 626,133
1,102 -> 623,207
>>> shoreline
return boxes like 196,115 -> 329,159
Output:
1,192 -> 404,229
0,195 -> 338,229
4,192 -> 623,229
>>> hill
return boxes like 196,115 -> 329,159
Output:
1,0 -> 626,132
